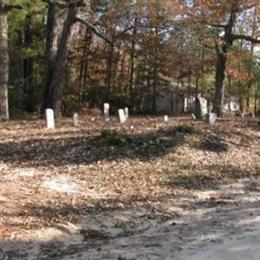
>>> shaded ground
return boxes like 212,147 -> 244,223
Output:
0,115 -> 259,259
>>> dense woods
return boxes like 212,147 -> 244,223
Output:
1,0 -> 260,119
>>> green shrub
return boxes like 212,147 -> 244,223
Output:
100,129 -> 127,146
175,125 -> 196,134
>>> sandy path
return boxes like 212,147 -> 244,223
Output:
1,178 -> 260,259
57,178 -> 260,260
177,228 -> 260,260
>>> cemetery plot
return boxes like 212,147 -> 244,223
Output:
0,116 -> 259,259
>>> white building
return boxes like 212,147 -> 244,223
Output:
224,101 -> 240,112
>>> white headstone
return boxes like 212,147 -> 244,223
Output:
45,109 -> 55,129
164,115 -> 169,122
124,107 -> 129,120
129,125 -> 134,133
200,98 -> 208,118
118,109 -> 126,123
206,113 -> 217,125
104,103 -> 110,122
73,113 -> 79,127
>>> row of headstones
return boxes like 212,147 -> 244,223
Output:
45,104 -> 131,129
45,109 -> 82,129
105,103 -> 169,124
104,103 -> 129,123
46,101 -> 216,130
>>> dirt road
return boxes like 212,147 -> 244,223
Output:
2,178 -> 259,260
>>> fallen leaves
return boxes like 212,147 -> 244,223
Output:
0,116 -> 259,258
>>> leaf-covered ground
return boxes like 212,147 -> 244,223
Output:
0,116 -> 259,259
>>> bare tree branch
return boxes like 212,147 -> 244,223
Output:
75,17 -> 113,44
206,23 -> 226,29
76,19 -> 136,45
232,34 -> 260,44
115,25 -> 134,39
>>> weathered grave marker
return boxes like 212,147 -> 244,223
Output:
206,113 -> 217,125
73,113 -> 79,127
164,115 -> 169,122
118,109 -> 126,123
128,125 -> 134,133
104,103 -> 110,122
45,109 -> 55,129
124,107 -> 129,120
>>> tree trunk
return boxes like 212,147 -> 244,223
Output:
23,14 -> 34,112
106,44 -> 114,98
255,83 -> 258,115
23,59 -> 34,112
129,21 -> 136,95
50,6 -> 78,118
42,2 -> 59,113
246,83 -> 251,112
213,48 -> 227,116
0,5 -> 9,120
247,7 -> 257,114
213,4 -> 237,117
78,27 -> 92,103
152,65 -> 157,113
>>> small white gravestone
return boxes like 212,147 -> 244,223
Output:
200,99 -> 208,118
128,125 -> 134,133
192,113 -> 196,120
164,115 -> 169,122
118,109 -> 126,123
45,109 -> 55,129
206,113 -> 217,125
124,107 -> 129,120
104,103 -> 110,122
73,113 -> 79,127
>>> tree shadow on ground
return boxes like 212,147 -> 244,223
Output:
164,164 -> 260,190
0,125 -> 197,166
197,135 -> 229,153
194,126 -> 260,152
